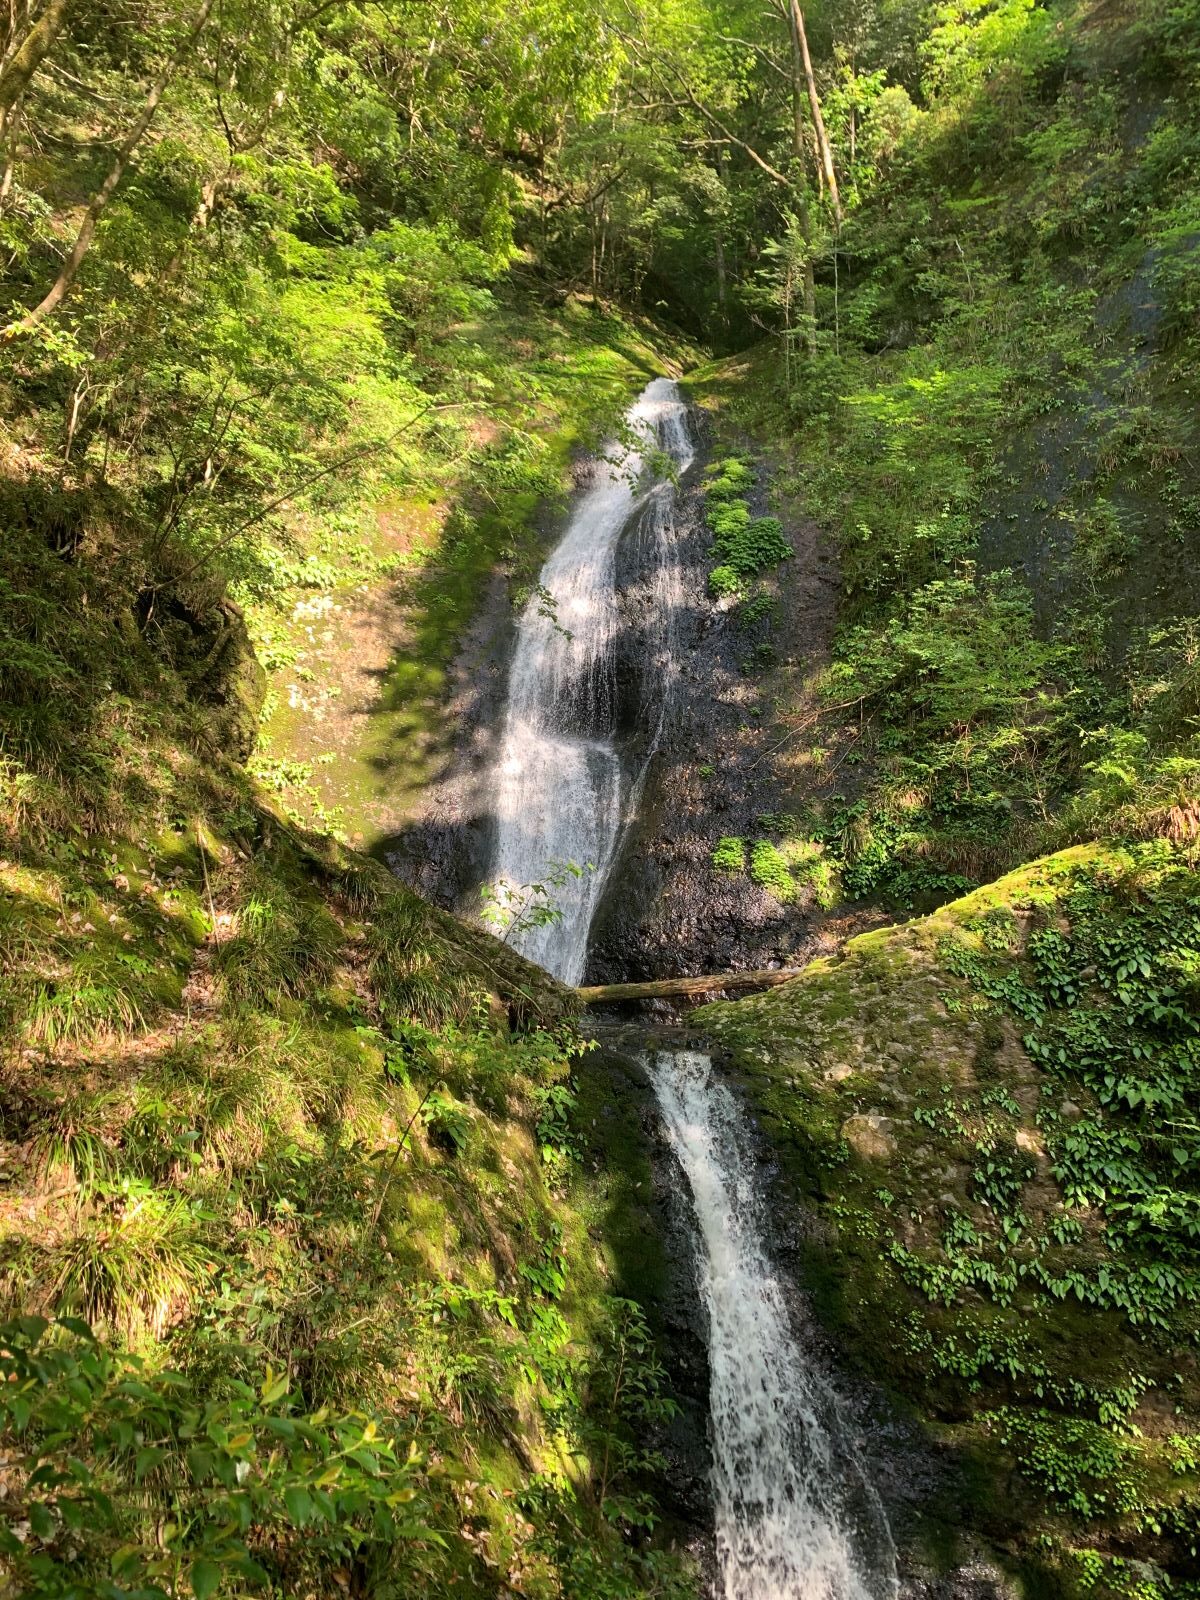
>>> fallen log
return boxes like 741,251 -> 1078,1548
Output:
575,967 -> 803,1005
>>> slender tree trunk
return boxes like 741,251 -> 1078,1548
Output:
788,39 -> 818,355
12,0 -> 216,330
796,198 -> 817,356
782,263 -> 792,386
788,0 -> 841,223
0,0 -> 68,117
0,82 -> 23,209
713,149 -> 727,329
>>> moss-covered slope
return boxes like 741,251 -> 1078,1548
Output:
699,843 -> 1200,1595
0,518 -> 692,1598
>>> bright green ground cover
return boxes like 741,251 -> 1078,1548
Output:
0,620 -> 694,1597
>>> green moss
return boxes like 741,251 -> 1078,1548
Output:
712,835 -> 747,873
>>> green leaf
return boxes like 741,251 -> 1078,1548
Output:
135,1446 -> 166,1480
58,1499 -> 86,1531
29,1502 -> 55,1539
56,1317 -> 96,1341
191,1558 -> 222,1600
284,1485 -> 312,1525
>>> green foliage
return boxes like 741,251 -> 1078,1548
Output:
750,840 -> 797,902
712,828 -> 840,907
420,1089 -> 472,1156
533,1081 -> 581,1175
701,456 -> 790,599
803,567 -> 1071,907
519,1299 -> 692,1599
709,563 -> 744,598
705,457 -> 754,498
715,514 -> 792,578
217,871 -> 343,1007
480,861 -> 585,945
0,1317 -> 433,1599
0,793 -> 683,1598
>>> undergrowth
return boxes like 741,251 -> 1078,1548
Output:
0,608 -> 692,1597
688,0 -> 1200,915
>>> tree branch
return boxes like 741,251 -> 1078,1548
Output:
0,0 -> 67,117
7,0 -> 217,330
150,402 -> 466,595
611,21 -> 791,189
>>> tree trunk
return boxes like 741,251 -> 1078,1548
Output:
788,34 -> 818,354
0,84 -> 23,209
12,0 -> 216,330
714,149 -> 727,328
576,968 -> 803,1005
0,0 -> 69,118
788,0 -> 841,223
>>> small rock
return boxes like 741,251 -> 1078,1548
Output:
842,1113 -> 896,1161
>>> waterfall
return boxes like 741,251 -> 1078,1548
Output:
486,375 -> 897,1600
647,1049 -> 899,1600
489,376 -> 693,983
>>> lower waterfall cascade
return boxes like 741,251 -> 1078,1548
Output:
648,1049 -> 899,1600
487,377 -> 899,1600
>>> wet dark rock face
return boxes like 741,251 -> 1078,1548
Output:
393,410 -> 865,985
588,409 -> 866,987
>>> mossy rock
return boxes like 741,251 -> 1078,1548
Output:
698,843 -> 1200,1592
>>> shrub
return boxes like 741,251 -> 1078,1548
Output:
709,564 -> 743,598
0,1317 -> 434,1599
750,841 -> 796,901
703,459 -> 791,594
714,515 -> 792,578
704,456 -> 754,498
711,836 -> 747,872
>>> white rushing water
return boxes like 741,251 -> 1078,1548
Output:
488,376 -> 693,982
486,374 -> 897,1600
647,1049 -> 899,1600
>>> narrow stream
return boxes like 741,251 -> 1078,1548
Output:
487,379 -> 898,1600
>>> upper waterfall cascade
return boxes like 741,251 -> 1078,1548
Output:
489,376 -> 693,984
